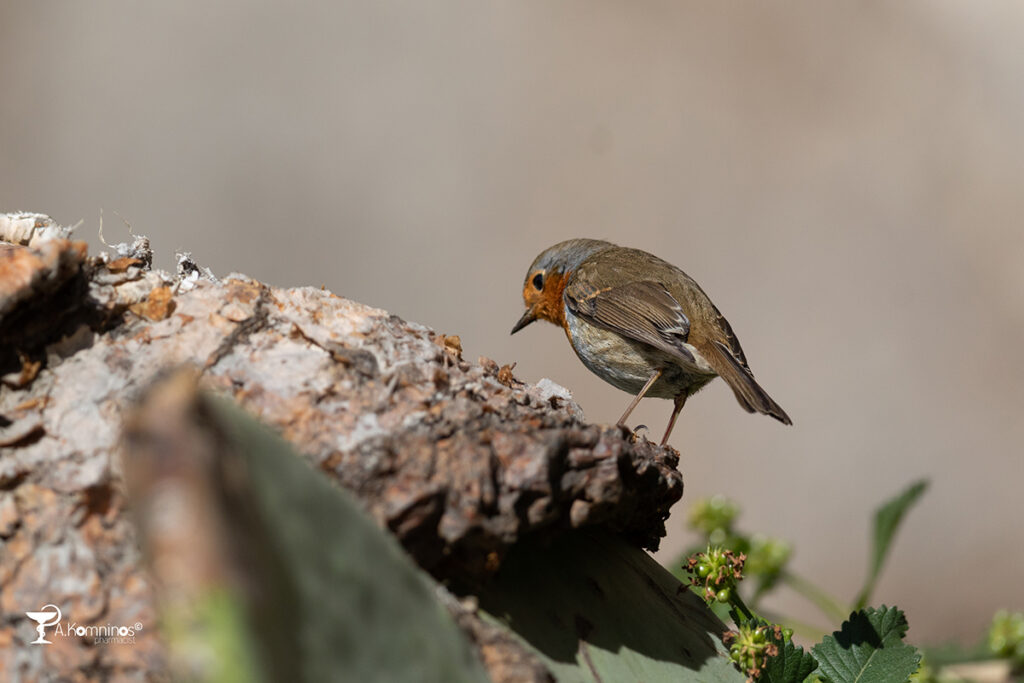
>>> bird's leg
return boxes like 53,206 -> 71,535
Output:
660,393 -> 687,446
616,369 -> 663,429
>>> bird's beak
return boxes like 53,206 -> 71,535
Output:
511,306 -> 538,334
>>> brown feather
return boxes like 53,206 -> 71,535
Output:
696,338 -> 792,425
564,280 -> 696,364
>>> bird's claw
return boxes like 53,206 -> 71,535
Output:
616,423 -> 648,443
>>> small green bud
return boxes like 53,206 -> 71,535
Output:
746,534 -> 792,578
685,546 -> 746,607
688,495 -> 740,538
988,609 -> 1024,666
725,622 -> 782,679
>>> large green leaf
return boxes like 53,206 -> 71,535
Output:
854,480 -> 928,609
197,397 -> 490,683
811,606 -> 921,683
478,530 -> 745,682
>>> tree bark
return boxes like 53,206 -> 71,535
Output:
0,214 -> 684,681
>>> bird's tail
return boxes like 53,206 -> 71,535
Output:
704,340 -> 792,425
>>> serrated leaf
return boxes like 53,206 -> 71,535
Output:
763,636 -> 818,683
854,480 -> 928,609
811,606 -> 921,683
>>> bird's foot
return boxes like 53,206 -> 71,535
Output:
616,422 -> 649,443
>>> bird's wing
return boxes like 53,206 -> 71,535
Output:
564,279 -> 696,364
706,303 -> 750,370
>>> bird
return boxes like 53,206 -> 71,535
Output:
511,239 -> 791,446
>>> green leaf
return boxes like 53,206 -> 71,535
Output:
762,635 -> 818,683
204,397 -> 490,683
854,480 -> 928,609
479,530 -> 746,682
811,606 -> 921,683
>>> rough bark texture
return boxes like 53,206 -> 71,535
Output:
0,214 -> 684,682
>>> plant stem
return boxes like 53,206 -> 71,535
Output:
729,590 -> 756,624
780,570 -> 849,624
757,607 -> 827,643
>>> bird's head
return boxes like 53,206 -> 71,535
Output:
511,239 -> 613,334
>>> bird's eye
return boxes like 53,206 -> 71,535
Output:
532,273 -> 544,290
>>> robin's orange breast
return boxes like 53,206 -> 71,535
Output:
524,270 -> 570,330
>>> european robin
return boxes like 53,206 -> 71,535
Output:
511,239 -> 791,445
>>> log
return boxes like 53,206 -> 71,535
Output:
0,214 -> 687,681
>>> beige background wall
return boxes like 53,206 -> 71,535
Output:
3,2 -> 1022,643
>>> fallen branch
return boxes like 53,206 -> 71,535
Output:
0,214 -> 687,681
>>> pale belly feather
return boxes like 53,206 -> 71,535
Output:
564,310 -> 717,399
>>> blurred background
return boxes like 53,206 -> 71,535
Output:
2,1 -> 1021,645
